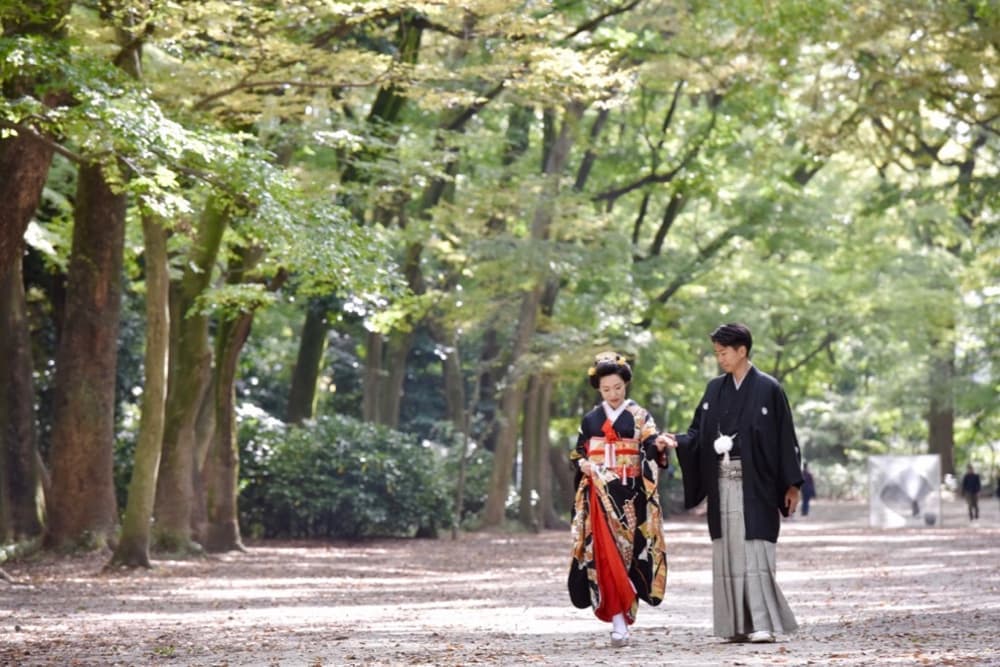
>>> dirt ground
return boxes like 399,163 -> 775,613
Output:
2,498 -> 999,667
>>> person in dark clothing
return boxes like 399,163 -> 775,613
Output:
961,464 -> 982,521
996,472 -> 1000,515
996,469 -> 1000,513
661,323 -> 802,644
801,463 -> 816,517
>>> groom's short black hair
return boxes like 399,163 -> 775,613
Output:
710,323 -> 753,356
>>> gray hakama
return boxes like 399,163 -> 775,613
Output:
712,459 -> 798,638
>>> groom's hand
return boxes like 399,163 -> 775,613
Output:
785,486 -> 801,514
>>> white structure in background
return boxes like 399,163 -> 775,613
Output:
868,455 -> 942,528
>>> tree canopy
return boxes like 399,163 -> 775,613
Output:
0,0 -> 996,551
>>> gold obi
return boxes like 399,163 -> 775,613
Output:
586,437 -> 642,479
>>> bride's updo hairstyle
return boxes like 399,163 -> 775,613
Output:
587,351 -> 632,389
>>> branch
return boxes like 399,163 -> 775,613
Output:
648,190 -> 685,256
573,107 -> 611,191
192,71 -> 392,110
659,80 -> 685,138
311,8 -> 467,49
412,14 -> 474,40
791,157 -> 826,186
0,119 -> 86,164
636,225 -> 744,328
777,332 -> 837,380
562,0 -> 644,41
593,103 -> 718,203
443,79 -> 508,132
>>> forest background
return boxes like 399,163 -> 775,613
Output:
0,0 -> 997,567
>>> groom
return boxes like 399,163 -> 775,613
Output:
661,323 -> 803,643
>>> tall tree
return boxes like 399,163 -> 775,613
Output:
153,201 -> 227,553
111,213 -> 169,567
0,0 -> 74,546
0,250 -> 45,541
482,104 -> 583,526
104,0 -> 171,569
284,12 -> 423,425
44,162 -> 126,550
201,246 -> 285,552
814,1 -> 999,473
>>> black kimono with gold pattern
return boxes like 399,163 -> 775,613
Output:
568,399 -> 668,623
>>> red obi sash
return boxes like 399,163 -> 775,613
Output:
586,437 -> 641,480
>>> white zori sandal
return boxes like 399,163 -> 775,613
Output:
610,630 -> 631,648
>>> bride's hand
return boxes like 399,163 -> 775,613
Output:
655,433 -> 678,451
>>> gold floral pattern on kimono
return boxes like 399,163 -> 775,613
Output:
568,400 -> 668,619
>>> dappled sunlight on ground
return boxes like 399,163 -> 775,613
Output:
1,498 -> 998,666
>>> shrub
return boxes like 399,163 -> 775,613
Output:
238,409 -> 452,539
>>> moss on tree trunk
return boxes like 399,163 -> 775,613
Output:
44,163 -> 126,551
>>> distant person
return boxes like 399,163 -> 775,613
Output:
662,323 -> 802,644
568,352 -> 671,648
801,462 -> 816,517
961,464 -> 981,521
996,469 -> 1000,513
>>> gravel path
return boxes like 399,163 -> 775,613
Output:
2,498 -> 999,666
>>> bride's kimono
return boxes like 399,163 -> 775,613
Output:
568,399 -> 668,624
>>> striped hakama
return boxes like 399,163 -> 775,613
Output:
712,459 -> 798,638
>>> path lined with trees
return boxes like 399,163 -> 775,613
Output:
1,0 -> 997,590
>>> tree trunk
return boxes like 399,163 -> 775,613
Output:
0,134 -> 56,275
201,311 -> 253,552
286,16 -> 424,422
483,373 -> 531,526
285,302 -> 328,423
548,439 -> 576,519
449,348 -> 475,540
0,21 -> 72,534
0,87 -> 57,543
153,202 -> 227,553
477,329 -> 502,452
0,0 -> 70,276
190,371 -> 216,545
433,324 -> 465,427
44,163 -> 126,551
482,274 -> 546,525
482,105 -> 582,527
927,340 -> 956,476
367,238 -> 425,429
377,331 -> 414,429
0,251 -> 45,541
535,377 -> 565,530
516,281 -> 564,531
362,331 -> 384,423
518,375 -> 542,531
202,247 -> 283,552
362,329 -> 415,429
110,216 -> 169,568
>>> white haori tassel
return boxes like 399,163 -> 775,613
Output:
714,433 -> 735,463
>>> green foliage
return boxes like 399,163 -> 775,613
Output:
5,0 -> 998,534
237,408 -> 452,539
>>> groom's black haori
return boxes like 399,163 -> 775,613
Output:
676,371 -> 802,541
